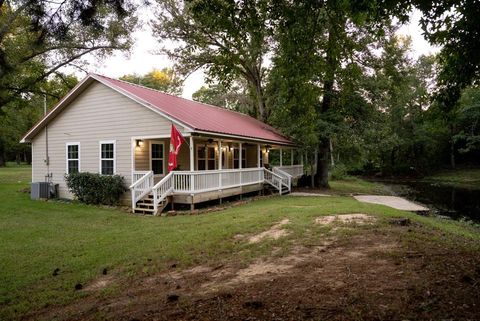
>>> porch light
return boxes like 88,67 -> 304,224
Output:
136,139 -> 144,148
265,145 -> 271,153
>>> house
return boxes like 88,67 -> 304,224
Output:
21,74 -> 304,214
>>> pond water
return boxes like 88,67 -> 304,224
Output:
375,180 -> 480,223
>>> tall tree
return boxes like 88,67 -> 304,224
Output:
0,0 -> 138,109
269,0 -> 384,187
120,68 -> 184,95
152,0 -> 271,121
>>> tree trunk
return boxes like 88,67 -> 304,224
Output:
0,152 -> 5,167
314,18 -> 338,188
254,77 -> 266,122
449,124 -> 456,169
315,139 -> 330,188
450,140 -> 456,169
0,141 -> 5,167
329,138 -> 335,166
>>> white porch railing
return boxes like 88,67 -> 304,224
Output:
263,168 -> 284,194
129,170 -> 154,209
172,168 -> 265,194
272,167 -> 292,193
273,165 -> 304,178
152,172 -> 174,213
131,166 -> 303,214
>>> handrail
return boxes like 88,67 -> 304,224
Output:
130,171 -> 154,209
172,167 -> 265,194
273,165 -> 304,178
264,168 -> 284,194
272,167 -> 292,193
152,172 -> 174,214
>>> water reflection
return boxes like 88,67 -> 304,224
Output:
378,180 -> 480,223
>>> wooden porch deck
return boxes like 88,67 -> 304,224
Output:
130,165 -> 304,215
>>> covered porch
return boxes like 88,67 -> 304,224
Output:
129,134 -> 304,215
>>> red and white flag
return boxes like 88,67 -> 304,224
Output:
168,124 -> 185,171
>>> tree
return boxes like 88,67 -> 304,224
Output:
269,0 -> 386,187
0,0 -> 138,109
0,73 -> 78,166
152,0 -> 271,121
192,81 -> 255,115
120,68 -> 183,95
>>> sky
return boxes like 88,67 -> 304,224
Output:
88,9 -> 439,99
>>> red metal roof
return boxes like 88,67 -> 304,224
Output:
94,74 -> 293,145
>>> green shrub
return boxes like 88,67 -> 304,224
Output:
330,163 -> 349,180
65,172 -> 127,205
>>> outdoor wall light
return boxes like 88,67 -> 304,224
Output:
136,139 -> 144,148
265,145 -> 271,153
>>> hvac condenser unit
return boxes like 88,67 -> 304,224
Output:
31,182 -> 50,199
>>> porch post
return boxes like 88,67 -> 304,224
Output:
280,148 -> 283,167
291,149 -> 294,165
189,136 -> 194,194
239,142 -> 243,169
218,140 -> 222,189
189,136 -> 194,171
219,140 -> 222,169
257,144 -> 261,167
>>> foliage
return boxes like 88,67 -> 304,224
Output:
0,73 -> 78,165
120,68 -> 183,95
153,0 -> 271,120
454,87 -> 480,157
65,172 -> 127,205
330,164 -> 349,180
0,0 -> 138,109
192,81 -> 255,115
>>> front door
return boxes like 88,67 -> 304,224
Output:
150,141 -> 165,181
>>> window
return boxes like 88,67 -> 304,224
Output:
197,146 -> 216,170
150,142 -> 164,175
100,141 -> 115,175
66,143 -> 80,174
233,148 -> 246,168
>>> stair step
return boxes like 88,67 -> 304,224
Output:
134,207 -> 155,215
136,203 -> 154,209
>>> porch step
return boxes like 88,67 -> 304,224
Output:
133,193 -> 169,215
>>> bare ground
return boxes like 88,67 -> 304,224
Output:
33,219 -> 480,321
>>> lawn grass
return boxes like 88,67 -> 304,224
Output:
1,165 -> 478,320
423,168 -> 480,189
329,177 -> 390,194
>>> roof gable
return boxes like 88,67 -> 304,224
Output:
21,74 -> 293,145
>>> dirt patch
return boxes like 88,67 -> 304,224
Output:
248,218 -> 290,243
315,213 -> 376,225
83,275 -> 114,291
30,225 -> 480,321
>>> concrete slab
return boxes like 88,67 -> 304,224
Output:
289,192 -> 331,197
353,195 -> 429,212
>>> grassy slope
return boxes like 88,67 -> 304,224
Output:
0,165 -> 478,319
423,168 -> 480,188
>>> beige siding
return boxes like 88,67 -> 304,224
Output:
31,81 -> 188,203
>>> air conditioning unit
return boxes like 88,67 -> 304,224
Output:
31,182 -> 51,199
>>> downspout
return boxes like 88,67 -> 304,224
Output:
44,95 -> 50,181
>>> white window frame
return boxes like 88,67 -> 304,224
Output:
196,145 -> 216,170
99,140 -> 116,175
66,142 -> 81,174
149,140 -> 165,176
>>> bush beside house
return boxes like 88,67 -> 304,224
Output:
65,172 -> 127,205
